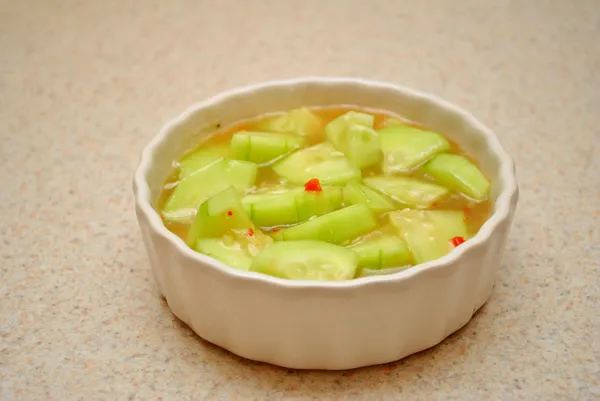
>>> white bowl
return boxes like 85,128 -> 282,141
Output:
133,77 -> 518,370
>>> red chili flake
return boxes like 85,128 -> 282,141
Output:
450,236 -> 466,247
432,202 -> 439,207
272,228 -> 280,233
304,178 -> 322,192
227,210 -> 233,216
247,228 -> 254,236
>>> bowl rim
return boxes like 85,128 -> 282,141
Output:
133,77 -> 518,289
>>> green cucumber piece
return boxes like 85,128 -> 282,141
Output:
186,186 -> 254,245
326,111 -> 374,143
242,189 -> 299,228
254,107 -> 323,137
325,111 -> 381,168
250,240 -> 358,281
230,131 -> 305,165
295,186 -> 343,222
273,142 -> 361,185
364,176 -> 449,208
275,204 -> 377,244
242,186 -> 342,227
178,143 -> 230,179
349,234 -> 412,269
379,126 -> 450,172
342,182 -> 396,215
389,209 -> 468,264
163,159 -> 258,224
423,153 -> 491,201
325,111 -> 380,168
195,238 -> 252,271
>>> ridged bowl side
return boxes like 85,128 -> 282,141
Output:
133,78 -> 518,370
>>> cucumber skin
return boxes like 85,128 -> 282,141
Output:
230,131 -> 305,165
242,187 -> 343,227
349,235 -> 412,269
276,204 -> 377,245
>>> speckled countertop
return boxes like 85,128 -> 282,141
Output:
1,0 -> 599,399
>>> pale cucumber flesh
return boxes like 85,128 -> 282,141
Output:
342,182 -> 397,215
379,126 -> 450,172
188,187 -> 273,264
423,153 -> 491,201
325,111 -> 380,168
163,158 -> 257,224
186,186 -> 255,246
178,143 -> 230,179
364,176 -> 449,208
388,209 -> 468,264
250,240 -> 358,280
273,142 -> 361,185
254,107 -> 323,137
195,238 -> 253,271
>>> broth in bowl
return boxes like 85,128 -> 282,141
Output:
158,106 -> 491,280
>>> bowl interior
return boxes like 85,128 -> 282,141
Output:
142,79 -> 507,215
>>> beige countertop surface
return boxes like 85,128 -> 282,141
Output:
2,0 -> 599,399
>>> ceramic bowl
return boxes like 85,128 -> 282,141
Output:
133,77 -> 518,370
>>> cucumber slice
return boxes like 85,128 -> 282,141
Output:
325,111 -> 380,168
273,142 -> 361,185
163,159 -> 258,224
254,107 -> 323,137
230,131 -> 305,165
250,240 -> 358,281
342,182 -> 396,215
349,234 -> 412,269
178,143 -> 230,179
364,176 -> 449,208
276,204 -> 377,245
389,209 -> 468,264
423,153 -> 491,201
242,186 -> 342,227
296,186 -> 343,222
242,189 -> 299,228
379,126 -> 450,172
326,111 -> 374,143
186,186 -> 254,245
188,187 -> 273,261
195,238 -> 252,271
